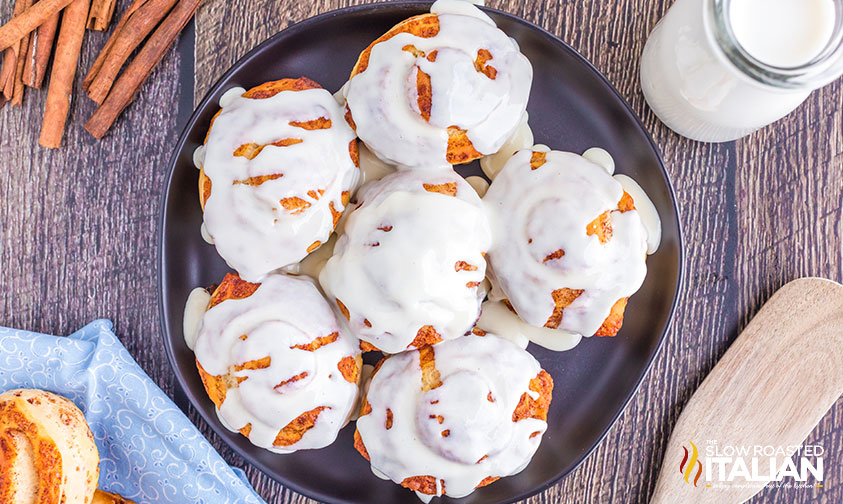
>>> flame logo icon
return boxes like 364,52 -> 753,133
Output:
679,441 -> 703,487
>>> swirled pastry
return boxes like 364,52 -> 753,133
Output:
193,273 -> 362,453
318,170 -> 491,354
484,149 -> 649,338
197,77 -> 360,282
354,332 -> 552,500
0,389 -> 99,504
344,0 -> 532,169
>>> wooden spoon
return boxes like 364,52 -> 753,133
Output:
651,277 -> 843,504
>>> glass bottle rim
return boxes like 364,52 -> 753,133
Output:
707,0 -> 843,89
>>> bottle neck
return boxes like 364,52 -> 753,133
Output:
707,0 -> 843,90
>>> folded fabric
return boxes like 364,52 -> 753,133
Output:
0,319 -> 266,504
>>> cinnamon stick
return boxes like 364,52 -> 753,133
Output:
0,47 -> 17,107
11,0 -> 35,105
1,0 -> 29,106
85,0 -> 203,139
0,0 -> 74,52
39,0 -> 90,148
22,10 -> 60,88
83,0 -> 145,86
87,0 -> 117,31
83,0 -> 178,104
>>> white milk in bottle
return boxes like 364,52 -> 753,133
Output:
640,0 -> 843,142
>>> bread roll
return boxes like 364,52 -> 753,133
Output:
194,273 -> 362,453
484,149 -> 650,339
353,331 -> 552,499
343,0 -> 532,169
319,170 -> 491,353
0,389 -> 99,504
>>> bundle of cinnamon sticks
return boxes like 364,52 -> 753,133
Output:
0,0 -> 202,148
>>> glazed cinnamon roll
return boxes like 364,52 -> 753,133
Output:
318,170 -> 491,354
196,77 -> 360,282
484,148 -> 651,340
343,0 -> 532,169
193,273 -> 361,453
354,332 -> 553,500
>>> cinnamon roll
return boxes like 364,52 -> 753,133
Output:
196,77 -> 360,282
484,148 -> 651,340
0,389 -> 99,504
354,332 -> 552,500
193,273 -> 361,453
343,0 -> 532,169
318,170 -> 491,354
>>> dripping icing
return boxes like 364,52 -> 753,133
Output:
201,86 -> 359,281
193,274 -> 360,452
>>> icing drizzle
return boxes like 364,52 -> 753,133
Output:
193,274 -> 360,452
319,170 -> 491,354
483,149 -> 651,337
356,332 -> 548,499
199,86 -> 359,282
344,0 -> 532,169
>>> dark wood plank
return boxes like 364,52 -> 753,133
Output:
0,0 -> 184,394
731,79 -> 843,504
0,0 -> 839,503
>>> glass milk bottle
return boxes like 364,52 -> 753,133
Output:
640,0 -> 843,143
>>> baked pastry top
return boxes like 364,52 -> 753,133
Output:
484,149 -> 649,337
343,0 -> 532,169
354,331 -> 552,499
194,273 -> 362,453
0,389 -> 99,504
319,169 -> 491,354
197,77 -> 360,282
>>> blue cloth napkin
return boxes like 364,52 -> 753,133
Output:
0,319 -> 266,504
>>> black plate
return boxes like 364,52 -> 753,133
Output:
158,3 -> 684,503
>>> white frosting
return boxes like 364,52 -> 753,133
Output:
484,149 -> 650,337
183,287 -> 211,351
477,300 -> 582,351
356,333 -> 548,499
358,142 -> 398,185
282,233 -> 338,280
431,0 -> 490,18
416,492 -> 435,503
348,363 -> 377,423
333,83 -> 348,106
319,170 -> 491,353
333,83 -> 397,185
344,0 -> 532,169
280,144 -> 399,281
219,86 -> 242,108
613,174 -> 662,255
193,144 -> 206,169
200,85 -> 359,282
582,147 -> 615,174
479,112 -> 533,180
200,223 -> 214,244
464,175 -> 489,197
193,274 -> 360,452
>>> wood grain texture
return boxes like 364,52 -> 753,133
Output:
0,0 -> 182,398
0,0 -> 840,503
652,278 -> 843,504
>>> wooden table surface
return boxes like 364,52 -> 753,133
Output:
1,0 -> 841,503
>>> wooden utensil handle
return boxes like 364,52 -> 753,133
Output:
652,278 -> 843,504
